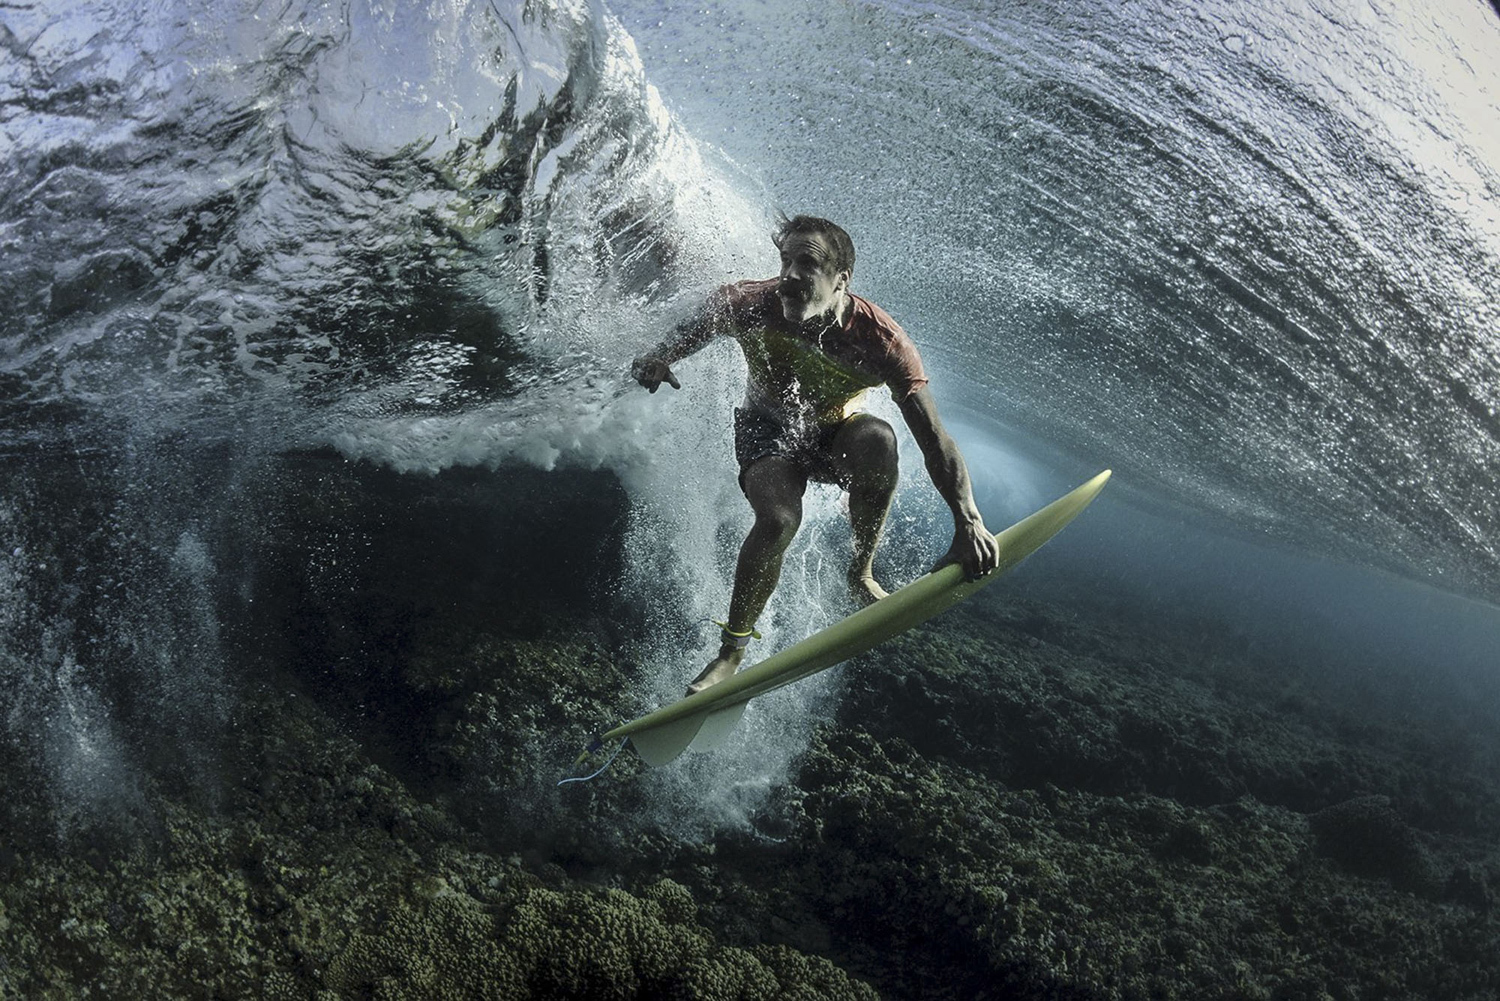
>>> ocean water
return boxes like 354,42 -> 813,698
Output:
2,0 -> 1498,839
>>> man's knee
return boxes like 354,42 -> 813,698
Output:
742,458 -> 806,543
753,500 -> 802,545
835,416 -> 899,489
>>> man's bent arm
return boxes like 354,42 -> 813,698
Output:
897,387 -> 1002,576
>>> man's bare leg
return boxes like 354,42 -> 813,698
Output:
688,457 -> 807,694
832,415 -> 900,606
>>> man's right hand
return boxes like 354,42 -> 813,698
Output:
631,356 -> 681,393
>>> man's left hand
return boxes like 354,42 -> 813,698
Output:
936,519 -> 1001,579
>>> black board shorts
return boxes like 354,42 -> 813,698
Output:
733,406 -> 854,493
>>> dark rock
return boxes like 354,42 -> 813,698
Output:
1309,795 -> 1441,895
1160,818 -> 1219,866
1445,862 -> 1494,912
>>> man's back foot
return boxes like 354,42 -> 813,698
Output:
687,646 -> 745,696
848,572 -> 889,607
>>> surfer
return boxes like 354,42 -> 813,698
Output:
632,215 -> 1001,693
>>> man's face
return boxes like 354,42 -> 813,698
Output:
777,232 -> 849,326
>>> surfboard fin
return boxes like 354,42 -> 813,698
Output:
686,701 -> 750,754
628,710 -> 710,767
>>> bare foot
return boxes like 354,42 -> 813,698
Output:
847,571 -> 889,607
687,645 -> 745,696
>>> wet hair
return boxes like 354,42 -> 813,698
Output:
772,213 -> 856,277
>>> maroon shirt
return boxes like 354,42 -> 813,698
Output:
706,278 -> 929,425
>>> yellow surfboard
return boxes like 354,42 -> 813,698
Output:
602,470 -> 1111,767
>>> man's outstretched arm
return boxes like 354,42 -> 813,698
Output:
631,299 -> 722,392
897,387 -> 1002,577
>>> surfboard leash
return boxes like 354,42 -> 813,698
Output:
556,615 -> 764,786
557,737 -> 630,786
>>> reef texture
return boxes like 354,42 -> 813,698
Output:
1,459 -> 1497,1000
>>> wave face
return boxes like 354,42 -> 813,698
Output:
1,0 -> 1498,832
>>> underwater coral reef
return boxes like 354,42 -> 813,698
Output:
1,458 -> 1495,1000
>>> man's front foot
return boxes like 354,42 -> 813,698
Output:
687,645 -> 745,696
847,571 -> 889,607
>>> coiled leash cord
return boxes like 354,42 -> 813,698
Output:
557,737 -> 630,787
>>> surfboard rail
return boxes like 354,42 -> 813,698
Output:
603,469 -> 1112,766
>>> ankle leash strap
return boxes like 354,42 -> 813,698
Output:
713,620 -> 761,649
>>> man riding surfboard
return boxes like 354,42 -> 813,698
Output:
633,215 -> 1001,694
